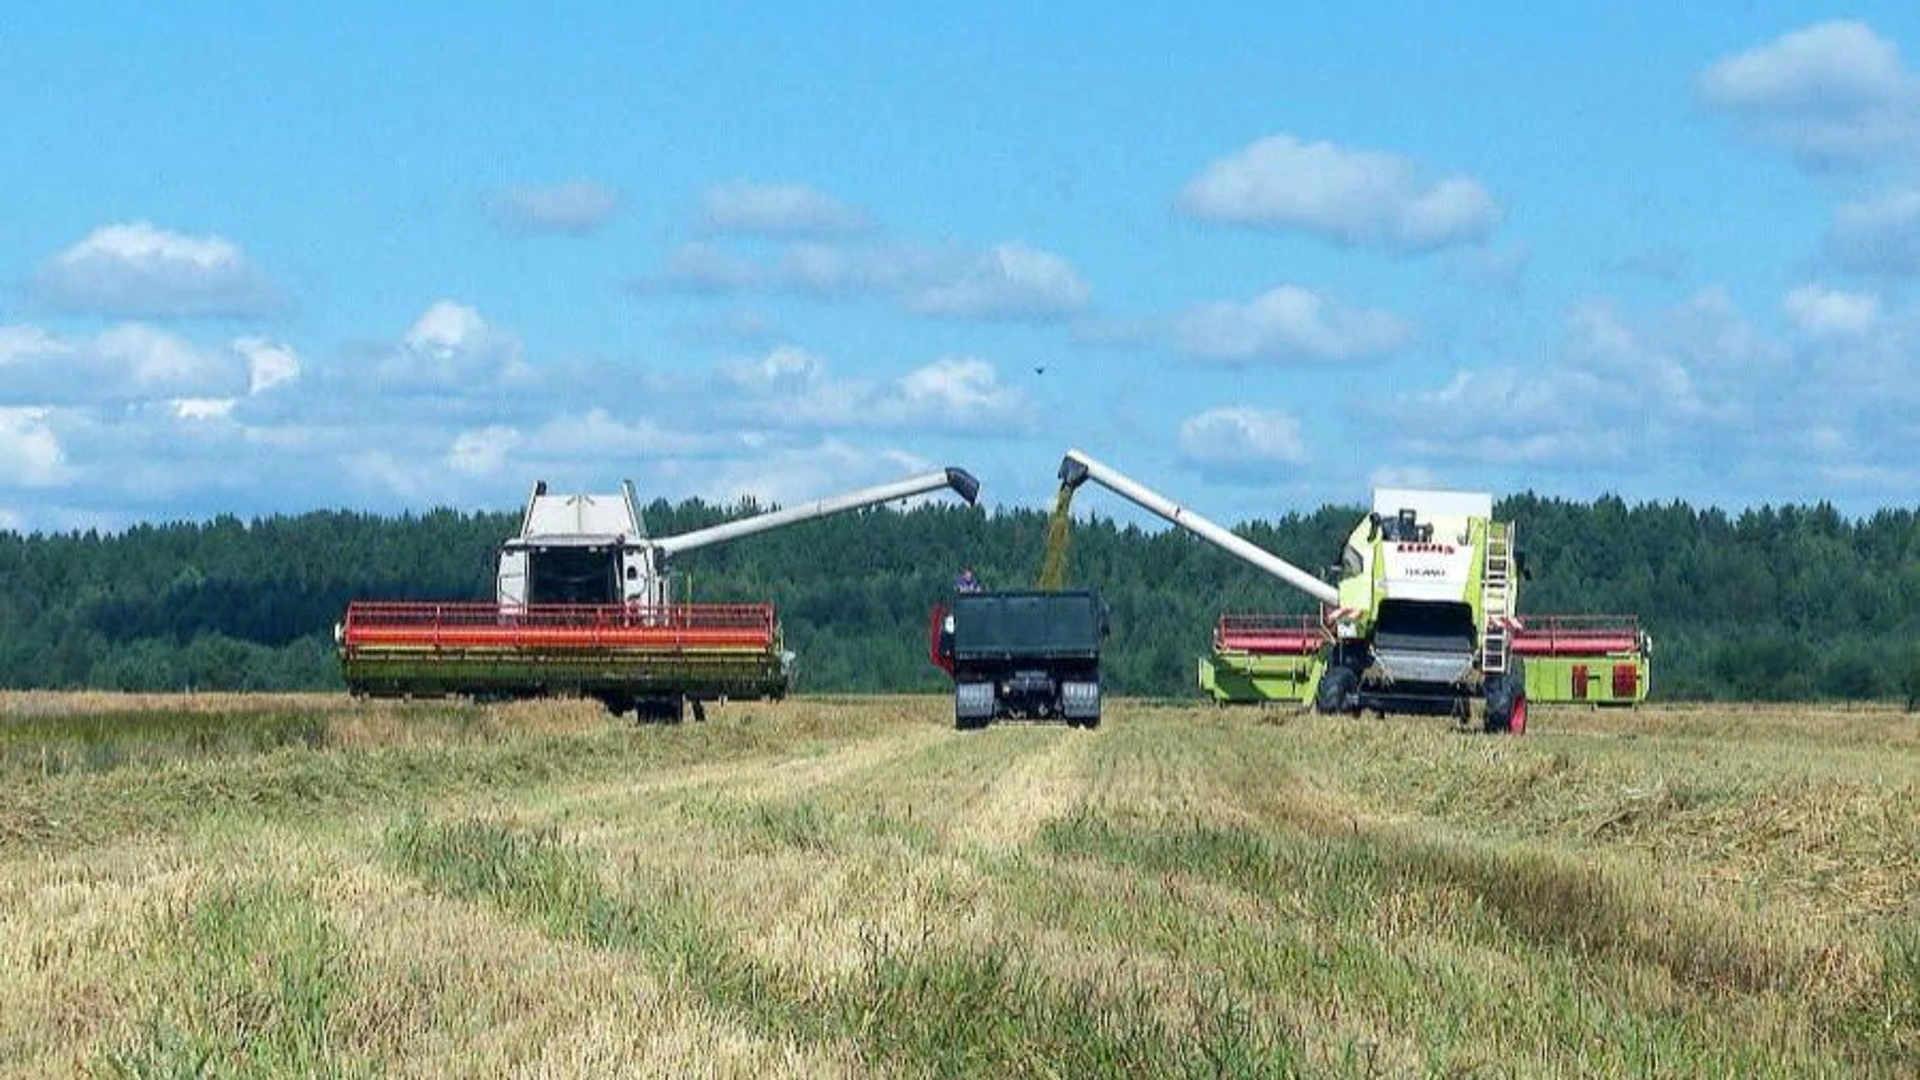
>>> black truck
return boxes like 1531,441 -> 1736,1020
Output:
930,589 -> 1106,730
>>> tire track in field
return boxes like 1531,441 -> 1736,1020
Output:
531,719 -> 945,830
945,729 -> 1095,852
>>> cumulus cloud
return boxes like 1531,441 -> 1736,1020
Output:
698,181 -> 870,238
445,425 -> 522,477
1365,286 -> 1920,502
380,301 -> 528,387
1440,242 -> 1532,292
639,239 -> 1090,322
1177,407 -> 1309,475
904,243 -> 1091,319
172,398 -> 238,421
719,346 -> 1037,434
684,440 -> 933,508
1783,283 -> 1880,337
1825,189 -> 1920,275
26,222 -> 282,318
1698,20 -> 1920,168
0,408 -> 68,487
1175,285 -> 1413,364
1368,464 -> 1442,490
0,322 -> 246,406
233,336 -> 300,393
487,180 -> 623,236
1177,134 -> 1502,252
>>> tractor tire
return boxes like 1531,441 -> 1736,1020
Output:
1484,671 -> 1526,734
1314,666 -> 1358,715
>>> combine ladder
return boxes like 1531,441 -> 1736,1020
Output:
1480,522 -> 1514,676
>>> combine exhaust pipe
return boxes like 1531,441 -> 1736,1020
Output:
1058,448 -> 1339,606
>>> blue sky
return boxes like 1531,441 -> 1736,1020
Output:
5,4 -> 1920,532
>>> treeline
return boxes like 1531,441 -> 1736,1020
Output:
2,493 -> 1918,701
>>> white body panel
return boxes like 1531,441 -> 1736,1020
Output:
1377,542 -> 1476,602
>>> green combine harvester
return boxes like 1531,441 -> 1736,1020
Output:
1057,449 -> 1650,733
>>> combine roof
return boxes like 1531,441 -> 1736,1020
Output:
512,486 -> 646,547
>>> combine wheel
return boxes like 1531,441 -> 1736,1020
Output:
1314,667 -> 1359,716
1483,671 -> 1528,734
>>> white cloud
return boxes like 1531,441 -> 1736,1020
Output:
904,243 -> 1091,319
27,221 -> 282,318
446,425 -> 521,477
1440,242 -> 1532,292
1698,20 -> 1920,168
0,408 -> 68,487
0,322 -> 244,406
1368,464 -> 1442,490
488,180 -> 623,236
1177,134 -> 1502,252
1175,285 -> 1413,364
526,409 -> 734,459
1365,287 -> 1920,502
641,238 -> 1090,322
720,347 -> 1036,434
1783,284 -> 1880,337
382,301 -> 527,386
699,182 -> 870,237
234,336 -> 300,393
172,398 -> 237,421
684,440 -> 932,508
1177,407 -> 1309,473
1825,188 -> 1920,275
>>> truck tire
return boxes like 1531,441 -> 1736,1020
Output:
954,681 -> 995,731
1314,666 -> 1358,715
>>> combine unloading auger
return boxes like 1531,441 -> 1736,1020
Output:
340,467 -> 979,720
1057,448 -> 1650,732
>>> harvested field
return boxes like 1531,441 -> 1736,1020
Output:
0,693 -> 1914,1077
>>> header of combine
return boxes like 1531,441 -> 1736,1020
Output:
500,467 -> 979,609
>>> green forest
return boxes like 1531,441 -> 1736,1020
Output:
3,493 -> 1919,702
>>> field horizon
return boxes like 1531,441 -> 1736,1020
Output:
1,692 -> 1914,1077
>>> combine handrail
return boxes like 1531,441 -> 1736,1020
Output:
1212,612 -> 1330,655
1509,614 -> 1644,657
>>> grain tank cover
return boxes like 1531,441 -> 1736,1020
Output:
518,483 -> 646,544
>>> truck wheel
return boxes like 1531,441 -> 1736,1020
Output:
1314,667 -> 1358,715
